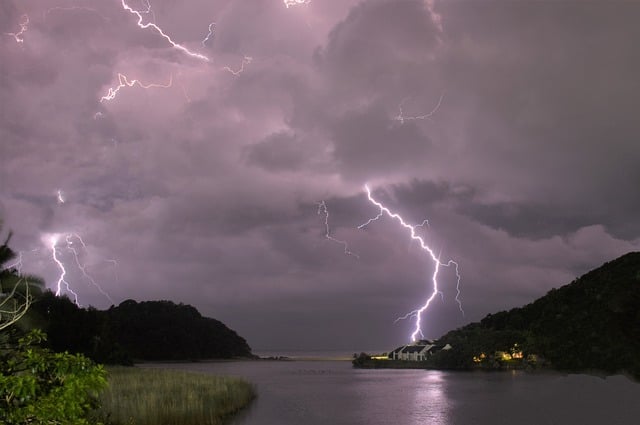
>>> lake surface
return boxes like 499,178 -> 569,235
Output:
142,359 -> 640,425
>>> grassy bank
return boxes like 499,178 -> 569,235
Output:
96,367 -> 255,425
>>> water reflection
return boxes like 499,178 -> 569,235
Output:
409,371 -> 451,425
142,361 -> 640,425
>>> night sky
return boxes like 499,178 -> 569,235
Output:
2,0 -> 639,352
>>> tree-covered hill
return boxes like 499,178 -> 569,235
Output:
106,299 -> 253,361
431,252 -> 640,378
28,294 -> 253,363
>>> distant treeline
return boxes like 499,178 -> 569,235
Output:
24,293 -> 254,364
425,252 -> 640,378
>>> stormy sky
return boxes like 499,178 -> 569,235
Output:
2,0 -> 639,352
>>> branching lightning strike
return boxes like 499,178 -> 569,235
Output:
46,233 -> 80,305
284,0 -> 311,8
6,250 -> 28,275
42,232 -> 114,306
120,0 -> 209,62
5,14 -> 29,43
222,56 -> 253,76
64,234 -> 114,304
393,94 -> 444,125
201,22 -> 215,47
360,184 -> 463,341
317,201 -> 359,259
100,73 -> 173,102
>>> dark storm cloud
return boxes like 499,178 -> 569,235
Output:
381,180 -> 618,241
211,0 -> 317,57
244,131 -> 309,171
317,0 -> 440,94
331,106 -> 432,179
432,0 -> 640,240
460,201 -> 596,241
2,0 -> 639,351
5,192 -> 57,231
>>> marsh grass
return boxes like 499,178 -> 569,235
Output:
96,367 -> 255,425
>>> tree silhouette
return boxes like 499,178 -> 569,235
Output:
0,225 -> 43,331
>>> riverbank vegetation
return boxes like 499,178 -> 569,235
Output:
1,329 -> 107,424
95,367 -> 256,425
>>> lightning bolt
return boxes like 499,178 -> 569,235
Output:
170,73 -> 193,103
5,14 -> 29,44
222,56 -> 253,76
393,94 -> 444,125
5,246 -> 42,277
40,231 -> 115,306
201,22 -> 215,47
5,251 -> 26,275
120,0 -> 209,62
56,189 -> 65,204
284,0 -> 311,8
317,201 -> 359,259
65,234 -> 114,304
106,259 -> 119,285
359,184 -> 463,342
100,72 -> 173,102
46,233 -> 80,305
137,0 -> 157,22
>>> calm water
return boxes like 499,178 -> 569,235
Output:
142,359 -> 640,425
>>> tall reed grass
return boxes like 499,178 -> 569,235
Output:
96,367 -> 255,425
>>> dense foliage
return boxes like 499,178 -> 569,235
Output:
432,252 -> 640,378
0,330 -> 107,424
1,229 -> 107,424
29,295 -> 254,363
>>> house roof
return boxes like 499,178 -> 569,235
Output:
389,341 -> 453,357
403,345 -> 427,353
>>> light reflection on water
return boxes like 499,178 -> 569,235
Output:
141,361 -> 640,425
410,371 -> 450,425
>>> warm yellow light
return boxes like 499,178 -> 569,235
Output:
496,351 -> 512,361
473,353 -> 487,363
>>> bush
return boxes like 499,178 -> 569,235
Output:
0,329 -> 107,424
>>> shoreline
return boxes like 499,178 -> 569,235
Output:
351,358 -> 640,382
135,355 -> 353,365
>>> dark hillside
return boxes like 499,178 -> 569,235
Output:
29,294 -> 253,363
434,252 -> 640,377
107,299 -> 253,360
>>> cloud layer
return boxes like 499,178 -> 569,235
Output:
2,0 -> 639,351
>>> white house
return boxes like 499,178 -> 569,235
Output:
389,341 -> 453,361
402,344 -> 434,361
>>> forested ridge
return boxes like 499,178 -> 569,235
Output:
27,293 -> 254,364
428,252 -> 640,377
